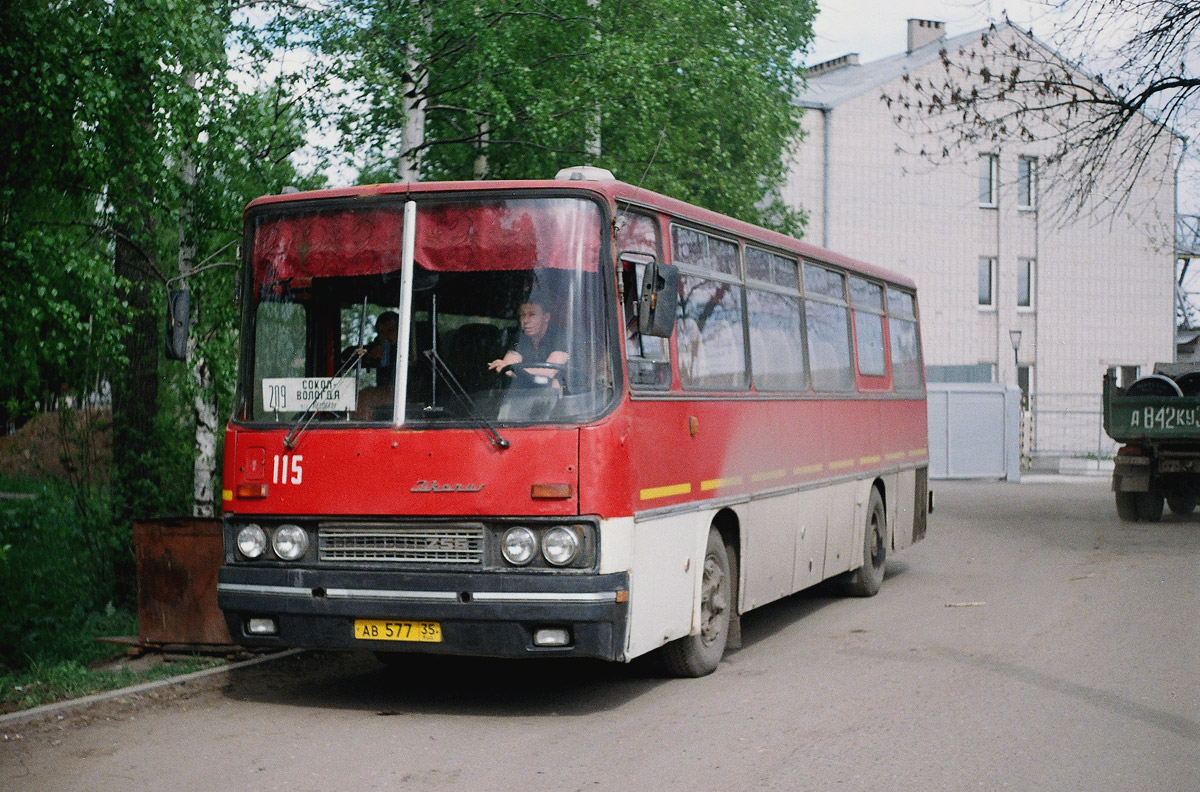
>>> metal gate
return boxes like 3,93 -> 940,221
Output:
927,383 -> 1022,480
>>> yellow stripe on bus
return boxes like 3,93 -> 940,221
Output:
885,452 -> 907,461
701,476 -> 743,491
640,483 -> 692,501
829,459 -> 855,470
859,455 -> 882,465
750,469 -> 787,483
907,448 -> 928,458
793,463 -> 824,475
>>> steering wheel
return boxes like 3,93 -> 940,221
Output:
499,361 -> 582,390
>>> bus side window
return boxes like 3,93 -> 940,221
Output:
677,273 -> 747,391
803,263 -> 855,392
623,261 -> 671,388
617,209 -> 671,390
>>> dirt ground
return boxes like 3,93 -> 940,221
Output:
0,409 -> 111,483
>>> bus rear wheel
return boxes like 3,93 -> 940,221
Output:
843,488 -> 887,597
661,528 -> 732,678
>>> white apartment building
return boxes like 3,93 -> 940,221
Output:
783,19 -> 1178,460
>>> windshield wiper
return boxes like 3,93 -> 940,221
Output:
283,347 -> 365,450
425,350 -> 509,449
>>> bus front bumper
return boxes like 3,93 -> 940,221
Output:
217,565 -> 630,661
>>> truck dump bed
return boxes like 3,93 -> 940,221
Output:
1103,364 -> 1200,443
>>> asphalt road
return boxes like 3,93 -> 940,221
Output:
2,478 -> 1197,791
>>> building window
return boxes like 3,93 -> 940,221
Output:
1017,259 -> 1034,308
978,257 -> 995,307
1017,157 -> 1037,209
979,154 -> 998,207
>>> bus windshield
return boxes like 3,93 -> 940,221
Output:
243,195 -> 613,426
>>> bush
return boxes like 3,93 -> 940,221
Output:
0,475 -> 131,672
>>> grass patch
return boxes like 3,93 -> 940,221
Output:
0,655 -> 222,713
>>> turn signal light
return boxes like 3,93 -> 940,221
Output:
236,483 -> 269,499
531,483 -> 572,499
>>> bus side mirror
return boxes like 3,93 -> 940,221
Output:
638,261 -> 679,338
166,288 -> 189,361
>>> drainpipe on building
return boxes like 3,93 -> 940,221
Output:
996,146 -> 1005,385
821,107 -> 831,248
1174,137 -> 1188,362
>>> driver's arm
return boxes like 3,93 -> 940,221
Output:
487,350 -> 522,372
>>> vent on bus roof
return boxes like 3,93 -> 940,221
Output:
555,166 -> 615,181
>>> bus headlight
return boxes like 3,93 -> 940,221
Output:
272,524 -> 309,561
542,526 -> 581,566
236,524 -> 267,559
501,527 -> 537,565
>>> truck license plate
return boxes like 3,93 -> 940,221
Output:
353,619 -> 442,642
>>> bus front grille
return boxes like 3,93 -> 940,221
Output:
318,524 -> 485,564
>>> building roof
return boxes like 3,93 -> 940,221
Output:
796,26 -> 996,110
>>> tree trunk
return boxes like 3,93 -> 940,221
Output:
398,1 -> 431,181
111,205 -> 159,527
177,70 -> 217,517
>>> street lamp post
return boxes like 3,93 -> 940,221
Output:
1009,329 -> 1022,372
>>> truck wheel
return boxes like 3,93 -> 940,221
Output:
661,528 -> 732,677
1167,495 -> 1196,515
1115,492 -> 1139,522
1136,492 -> 1164,522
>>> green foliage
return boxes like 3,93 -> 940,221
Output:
0,476 -> 125,670
0,3 -> 322,673
320,0 -> 816,231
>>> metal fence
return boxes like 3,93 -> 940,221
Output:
1025,391 -> 1117,462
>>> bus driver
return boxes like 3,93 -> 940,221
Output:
487,298 -> 569,383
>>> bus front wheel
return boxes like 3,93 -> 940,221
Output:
843,488 -> 887,597
661,528 -> 733,678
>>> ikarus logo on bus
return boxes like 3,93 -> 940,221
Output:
410,480 -> 485,493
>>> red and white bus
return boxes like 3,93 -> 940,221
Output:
217,166 -> 929,676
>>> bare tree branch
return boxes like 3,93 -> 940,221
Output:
880,3 -> 1195,221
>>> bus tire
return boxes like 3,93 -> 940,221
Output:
843,488 -> 886,597
1136,491 -> 1164,522
661,528 -> 732,678
1114,491 -> 1139,522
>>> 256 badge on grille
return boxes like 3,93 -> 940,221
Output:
353,619 -> 442,642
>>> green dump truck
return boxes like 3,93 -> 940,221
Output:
1103,365 -> 1200,521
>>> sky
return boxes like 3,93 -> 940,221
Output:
805,1 -> 1051,66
